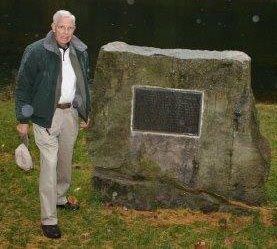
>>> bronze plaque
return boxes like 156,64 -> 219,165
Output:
132,86 -> 203,136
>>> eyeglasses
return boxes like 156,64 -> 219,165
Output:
56,25 -> 75,33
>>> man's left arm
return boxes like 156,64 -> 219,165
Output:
80,50 -> 91,129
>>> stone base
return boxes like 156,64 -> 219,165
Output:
93,169 -> 255,215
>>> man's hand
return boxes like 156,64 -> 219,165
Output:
80,118 -> 90,129
17,123 -> 29,136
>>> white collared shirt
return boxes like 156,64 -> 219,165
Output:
58,47 -> 76,104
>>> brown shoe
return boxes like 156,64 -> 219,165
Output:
41,224 -> 61,239
57,201 -> 80,211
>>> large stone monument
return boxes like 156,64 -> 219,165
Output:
89,42 -> 271,212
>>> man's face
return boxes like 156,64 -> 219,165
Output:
51,17 -> 75,47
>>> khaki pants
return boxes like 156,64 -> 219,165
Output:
33,107 -> 79,225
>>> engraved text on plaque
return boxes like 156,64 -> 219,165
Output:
132,86 -> 203,136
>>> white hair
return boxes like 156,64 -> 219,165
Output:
53,10 -> 76,26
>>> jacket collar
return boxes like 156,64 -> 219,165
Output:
43,31 -> 87,54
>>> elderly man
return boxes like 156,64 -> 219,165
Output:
15,10 -> 91,239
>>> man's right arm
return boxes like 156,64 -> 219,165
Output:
15,45 -> 37,135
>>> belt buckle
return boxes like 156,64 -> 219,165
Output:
57,103 -> 71,109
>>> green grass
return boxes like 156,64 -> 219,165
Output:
0,99 -> 277,248
256,104 -> 277,207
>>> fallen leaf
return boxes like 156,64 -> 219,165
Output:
68,195 -> 78,204
74,187 -> 81,192
224,238 -> 235,247
195,241 -> 206,249
105,203 -> 114,209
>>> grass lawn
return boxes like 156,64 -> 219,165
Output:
0,98 -> 276,249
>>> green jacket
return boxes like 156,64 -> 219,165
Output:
15,31 -> 91,128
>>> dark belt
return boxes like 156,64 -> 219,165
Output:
57,103 -> 71,109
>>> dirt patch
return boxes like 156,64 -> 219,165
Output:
102,204 -> 277,230
259,207 -> 275,226
102,206 -> 251,228
0,153 -> 14,163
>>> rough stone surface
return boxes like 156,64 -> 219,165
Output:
89,41 -> 271,212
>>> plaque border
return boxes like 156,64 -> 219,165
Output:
131,85 -> 204,138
